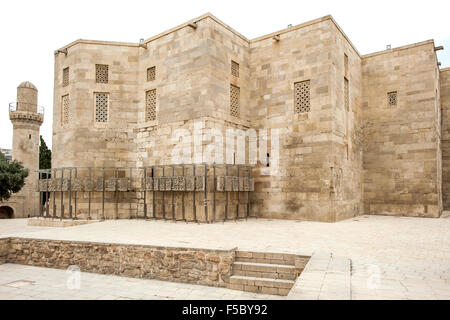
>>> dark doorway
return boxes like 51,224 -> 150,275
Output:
0,206 -> 14,219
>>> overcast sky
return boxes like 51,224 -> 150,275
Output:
1,0 -> 449,150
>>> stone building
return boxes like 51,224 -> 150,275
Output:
36,13 -> 448,222
0,149 -> 12,161
0,82 -> 43,218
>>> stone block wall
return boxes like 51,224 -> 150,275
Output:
0,238 -> 9,264
440,68 -> 450,209
5,238 -> 235,287
362,41 -> 442,217
329,21 -> 364,221
48,14 -> 445,222
53,42 -> 139,169
249,18 -> 338,221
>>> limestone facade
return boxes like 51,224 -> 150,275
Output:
441,68 -> 450,209
47,13 -> 447,222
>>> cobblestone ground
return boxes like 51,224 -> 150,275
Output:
0,214 -> 449,300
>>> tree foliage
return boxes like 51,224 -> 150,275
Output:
39,135 -> 51,170
0,152 -> 29,202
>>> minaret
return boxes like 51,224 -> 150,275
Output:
7,81 -> 44,217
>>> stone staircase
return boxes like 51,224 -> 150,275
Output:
227,250 -> 300,296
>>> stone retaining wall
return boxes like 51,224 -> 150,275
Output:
2,237 -> 235,287
0,238 -> 9,264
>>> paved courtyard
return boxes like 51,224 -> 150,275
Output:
0,214 -> 449,299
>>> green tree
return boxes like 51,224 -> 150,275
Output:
39,135 -> 51,170
0,152 -> 29,202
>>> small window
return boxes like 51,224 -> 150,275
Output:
62,95 -> 70,125
388,91 -> 397,106
63,67 -> 69,87
344,78 -> 349,111
294,80 -> 310,113
95,64 -> 109,83
29,134 -> 31,140
344,53 -> 349,78
146,89 -> 156,121
266,153 -> 270,167
95,93 -> 109,122
231,60 -> 239,78
147,66 -> 156,81
230,84 -> 240,118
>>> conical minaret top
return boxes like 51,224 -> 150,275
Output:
17,81 -> 38,112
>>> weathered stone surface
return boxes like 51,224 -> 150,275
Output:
95,178 -> 104,192
105,178 -> 116,192
185,177 -> 195,191
61,178 -> 70,191
3,237 -> 234,288
441,68 -> 450,209
171,177 -> 184,191
144,177 -> 153,191
225,176 -> 233,192
195,176 -> 205,191
83,178 -> 95,192
117,178 -> 129,191
71,178 -> 83,192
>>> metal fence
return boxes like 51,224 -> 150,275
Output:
36,164 -> 255,223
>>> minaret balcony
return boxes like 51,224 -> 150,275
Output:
9,102 -> 44,124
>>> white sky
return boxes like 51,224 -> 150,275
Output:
1,0 -> 449,150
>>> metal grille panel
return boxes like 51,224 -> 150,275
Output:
146,89 -> 156,121
62,95 -> 70,125
147,66 -> 156,81
231,61 -> 239,77
388,91 -> 397,106
95,93 -> 108,122
95,64 -> 108,83
230,84 -> 240,118
63,67 -> 69,87
294,80 -> 310,113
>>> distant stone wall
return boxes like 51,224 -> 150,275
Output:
5,238 -> 235,287
440,68 -> 450,209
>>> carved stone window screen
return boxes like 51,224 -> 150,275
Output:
62,95 -> 70,125
95,64 -> 108,83
388,91 -> 397,106
344,53 -> 349,78
344,78 -> 349,111
230,84 -> 240,118
63,67 -> 69,87
231,60 -> 239,77
95,93 -> 109,122
147,66 -> 156,81
294,80 -> 310,113
146,89 -> 156,121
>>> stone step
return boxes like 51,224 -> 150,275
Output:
232,261 -> 297,280
228,275 -> 295,296
235,250 -> 296,265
